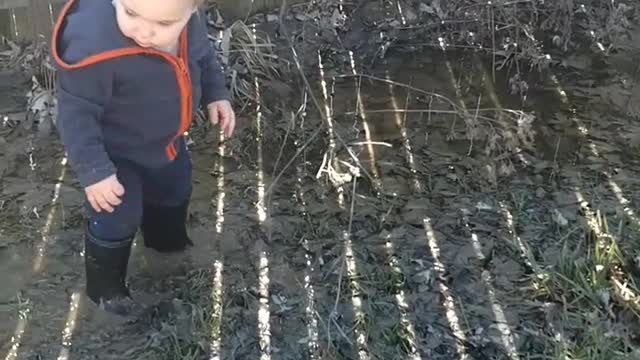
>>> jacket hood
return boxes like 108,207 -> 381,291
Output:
51,0 -> 143,69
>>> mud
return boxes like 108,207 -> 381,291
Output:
2,12 -> 640,360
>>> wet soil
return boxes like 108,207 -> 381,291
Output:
2,15 -> 640,360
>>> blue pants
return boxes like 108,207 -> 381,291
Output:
86,146 -> 192,241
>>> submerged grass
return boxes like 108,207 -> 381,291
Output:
530,207 -> 640,358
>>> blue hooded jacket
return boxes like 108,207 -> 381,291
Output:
51,0 -> 229,188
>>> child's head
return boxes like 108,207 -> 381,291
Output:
113,0 -> 204,50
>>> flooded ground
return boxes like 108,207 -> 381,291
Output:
2,5 -> 640,360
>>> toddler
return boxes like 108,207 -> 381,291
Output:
51,0 -> 234,315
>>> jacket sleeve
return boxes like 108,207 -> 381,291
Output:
55,63 -> 117,188
194,10 -> 231,106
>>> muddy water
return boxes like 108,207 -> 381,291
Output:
2,33 -> 640,359
331,50 -> 584,176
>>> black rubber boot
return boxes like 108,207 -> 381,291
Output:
141,199 -> 193,253
84,227 -> 139,317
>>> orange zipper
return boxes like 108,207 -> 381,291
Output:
52,0 -> 193,162
161,34 -> 192,161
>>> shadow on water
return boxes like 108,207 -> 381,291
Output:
333,49 -> 585,169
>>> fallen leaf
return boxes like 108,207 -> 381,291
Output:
552,209 -> 569,227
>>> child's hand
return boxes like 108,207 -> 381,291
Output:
85,174 -> 125,213
207,100 -> 236,138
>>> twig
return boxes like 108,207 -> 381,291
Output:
427,95 -> 433,125
349,141 -> 392,147
272,113 -> 293,175
333,253 -> 346,315
468,94 -> 481,156
348,174 -> 358,235
265,124 -> 323,196
270,110 -> 295,188
341,108 -> 520,126
329,311 -> 354,346
277,1 -> 376,186
335,73 -> 460,110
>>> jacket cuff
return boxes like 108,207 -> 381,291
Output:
202,84 -> 231,106
75,163 -> 117,189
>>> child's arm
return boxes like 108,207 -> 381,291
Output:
193,10 -> 236,137
194,10 -> 230,106
55,63 -> 117,190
